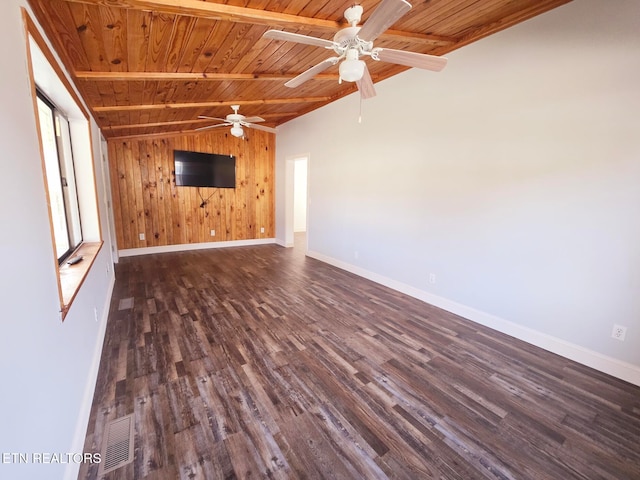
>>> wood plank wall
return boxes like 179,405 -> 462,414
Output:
107,129 -> 275,251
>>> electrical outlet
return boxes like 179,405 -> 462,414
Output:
611,324 -> 627,341
94,307 -> 98,322
139,233 -> 145,241
210,229 -> 216,236
260,227 -> 265,233
429,273 -> 436,284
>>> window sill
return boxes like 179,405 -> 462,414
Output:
58,241 -> 103,320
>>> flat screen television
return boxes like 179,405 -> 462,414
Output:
174,150 -> 236,188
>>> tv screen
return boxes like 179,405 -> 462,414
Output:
174,150 -> 236,188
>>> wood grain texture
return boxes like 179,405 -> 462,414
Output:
80,237 -> 640,479
107,128 -> 274,250
26,0 -> 570,139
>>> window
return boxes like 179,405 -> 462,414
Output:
36,91 -> 83,263
24,9 -> 103,320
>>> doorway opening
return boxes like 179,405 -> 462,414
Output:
285,155 -> 309,250
293,156 -> 308,249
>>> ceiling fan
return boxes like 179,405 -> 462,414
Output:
263,0 -> 447,99
197,105 -> 277,137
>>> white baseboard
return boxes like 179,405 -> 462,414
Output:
307,250 -> 640,387
119,238 -> 276,257
275,238 -> 294,248
64,273 -> 116,480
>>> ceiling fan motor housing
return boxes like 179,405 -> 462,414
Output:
333,26 -> 360,50
227,104 -> 245,122
333,26 -> 373,56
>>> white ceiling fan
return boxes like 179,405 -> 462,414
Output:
262,0 -> 448,100
197,105 -> 277,137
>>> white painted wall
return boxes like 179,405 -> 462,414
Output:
276,0 -> 640,384
0,2 -> 114,479
0,4 -> 635,479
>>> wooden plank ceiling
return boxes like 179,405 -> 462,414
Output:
28,0 -> 570,140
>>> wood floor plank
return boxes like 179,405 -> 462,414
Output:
79,237 -> 640,479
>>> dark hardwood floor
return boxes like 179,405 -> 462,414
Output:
80,236 -> 640,479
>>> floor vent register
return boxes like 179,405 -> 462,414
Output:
98,413 -> 135,475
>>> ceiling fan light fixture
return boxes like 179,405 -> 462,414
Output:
339,49 -> 365,82
230,124 -> 244,137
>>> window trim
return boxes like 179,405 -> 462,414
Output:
23,9 -> 103,320
36,90 -> 84,264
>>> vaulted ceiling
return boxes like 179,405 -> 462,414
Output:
27,0 -> 570,140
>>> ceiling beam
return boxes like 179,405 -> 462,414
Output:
107,129 -> 226,141
64,0 -> 341,29
74,71 -> 341,82
93,97 -> 332,113
62,0 -> 455,47
102,113 -> 287,130
102,118 -> 216,131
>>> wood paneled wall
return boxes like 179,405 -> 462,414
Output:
108,129 -> 275,250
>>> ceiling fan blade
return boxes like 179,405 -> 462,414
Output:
263,30 -> 335,49
357,0 -> 412,42
242,116 -> 265,123
356,64 -> 376,100
246,123 -> 277,134
373,48 -> 448,71
285,57 -> 340,88
195,122 -> 231,131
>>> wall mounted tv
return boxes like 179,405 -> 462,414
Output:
174,150 -> 236,188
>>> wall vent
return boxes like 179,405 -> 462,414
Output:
98,413 -> 135,475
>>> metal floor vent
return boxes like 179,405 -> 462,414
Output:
99,413 -> 135,475
118,297 -> 134,310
